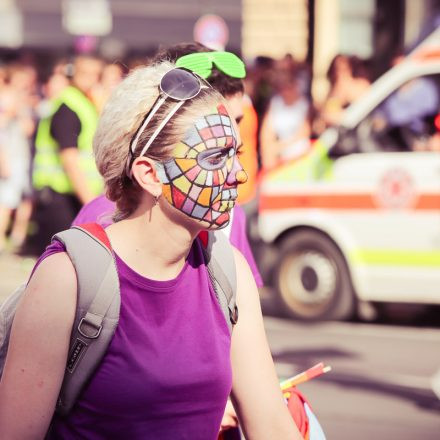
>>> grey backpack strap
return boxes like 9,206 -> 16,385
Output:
203,230 -> 238,334
53,224 -> 120,415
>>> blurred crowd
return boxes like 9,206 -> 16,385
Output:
0,55 -> 128,255
248,53 -> 372,169
0,46 -> 439,257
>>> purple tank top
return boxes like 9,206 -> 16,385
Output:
40,238 -> 232,439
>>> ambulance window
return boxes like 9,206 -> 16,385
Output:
357,74 -> 440,153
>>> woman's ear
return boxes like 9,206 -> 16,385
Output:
131,156 -> 162,197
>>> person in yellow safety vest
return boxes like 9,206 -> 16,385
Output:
29,55 -> 103,255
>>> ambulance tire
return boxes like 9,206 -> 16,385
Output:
275,230 -> 355,321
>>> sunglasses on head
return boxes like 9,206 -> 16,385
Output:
175,51 -> 246,79
127,67 -> 209,175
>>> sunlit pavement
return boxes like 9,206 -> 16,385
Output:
0,253 -> 36,302
263,315 -> 440,440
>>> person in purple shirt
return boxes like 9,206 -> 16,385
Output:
71,44 -> 263,438
73,42 -> 263,290
0,62 -> 301,439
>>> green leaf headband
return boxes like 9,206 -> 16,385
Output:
175,51 -> 246,79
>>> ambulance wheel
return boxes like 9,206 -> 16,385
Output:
275,230 -> 355,321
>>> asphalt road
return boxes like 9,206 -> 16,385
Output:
1,254 -> 440,439
265,315 -> 440,439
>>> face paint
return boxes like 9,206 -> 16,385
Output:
156,104 -> 247,229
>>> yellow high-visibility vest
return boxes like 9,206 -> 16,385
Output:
33,86 -> 103,195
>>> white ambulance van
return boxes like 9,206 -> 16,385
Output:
258,28 -> 440,321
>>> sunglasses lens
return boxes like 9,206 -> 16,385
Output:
127,68 -> 206,173
160,68 -> 201,100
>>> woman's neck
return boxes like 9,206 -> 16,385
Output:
105,204 -> 198,281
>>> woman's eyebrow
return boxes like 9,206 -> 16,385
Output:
218,146 -> 232,154
221,141 -> 242,153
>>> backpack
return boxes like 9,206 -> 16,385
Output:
0,223 -> 238,416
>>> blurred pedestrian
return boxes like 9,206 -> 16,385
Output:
0,63 -> 35,252
367,53 -> 439,151
91,61 -> 127,113
318,54 -> 371,129
246,56 -> 276,126
376,77 -> 439,150
260,65 -> 312,170
277,54 -> 311,99
28,55 -> 104,255
0,61 -> 302,440
72,44 -> 264,437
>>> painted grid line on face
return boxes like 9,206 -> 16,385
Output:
160,105 -> 237,227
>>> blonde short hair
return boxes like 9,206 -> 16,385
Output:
93,61 -> 225,220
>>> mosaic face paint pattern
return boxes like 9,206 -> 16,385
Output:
157,104 -> 247,228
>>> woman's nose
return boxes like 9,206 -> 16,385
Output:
236,169 -> 248,184
226,158 -> 248,186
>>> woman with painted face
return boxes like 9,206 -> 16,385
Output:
0,62 -> 301,439
71,43 -> 263,288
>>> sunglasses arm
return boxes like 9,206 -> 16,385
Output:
137,100 -> 185,158
130,95 -> 167,156
126,95 -> 168,176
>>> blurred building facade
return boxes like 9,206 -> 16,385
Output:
0,0 -> 242,58
242,0 -> 309,60
0,0 -> 439,101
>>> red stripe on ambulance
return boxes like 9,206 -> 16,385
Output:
259,193 -> 440,211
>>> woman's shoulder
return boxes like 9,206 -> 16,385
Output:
22,249 -> 77,331
32,251 -> 76,284
28,239 -> 71,284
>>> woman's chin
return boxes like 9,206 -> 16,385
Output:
198,211 -> 231,231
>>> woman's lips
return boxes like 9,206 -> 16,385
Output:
210,188 -> 238,211
221,188 -> 238,200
